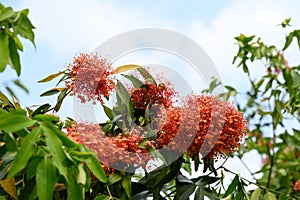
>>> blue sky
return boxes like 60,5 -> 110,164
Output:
1,0 -> 300,187
1,0 -> 299,112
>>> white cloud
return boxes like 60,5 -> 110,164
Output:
188,0 -> 300,90
23,0 -> 176,58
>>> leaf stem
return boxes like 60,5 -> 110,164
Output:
222,167 -> 281,195
266,100 -> 276,189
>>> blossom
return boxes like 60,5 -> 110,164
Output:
66,122 -> 153,172
186,95 -> 247,159
156,95 -> 247,160
294,180 -> 300,191
65,53 -> 115,104
130,83 -> 175,110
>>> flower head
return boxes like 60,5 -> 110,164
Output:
65,53 -> 115,104
66,122 -> 152,172
294,180 -> 300,191
156,95 -> 247,160
130,83 -> 175,110
185,95 -> 248,159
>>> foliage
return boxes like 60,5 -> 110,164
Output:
0,3 -> 300,200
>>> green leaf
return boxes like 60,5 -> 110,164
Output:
137,67 -> 156,84
36,159 -> 56,200
84,156 -> 108,183
122,74 -> 144,88
209,78 -> 220,93
278,192 -> 288,200
42,122 -> 78,148
66,166 -> 84,200
3,132 -> 18,152
77,163 -> 86,185
7,127 -> 41,178
31,103 -> 51,116
94,194 -> 110,200
102,105 -> 114,120
0,30 -> 9,72
14,79 -> 29,94
0,152 -> 16,180
291,70 -> 300,88
5,86 -> 17,102
116,81 -> 134,119
0,91 -> 12,104
38,71 -> 65,83
0,109 -> 34,132
194,187 -> 219,200
14,10 -> 35,46
195,176 -> 221,187
223,175 -> 239,197
54,88 -> 68,112
26,157 -> 43,180
32,114 -> 59,123
283,31 -> 294,50
42,124 -> 69,179
280,18 -> 291,28
121,173 -> 132,198
72,146 -> 108,183
251,188 -> 262,200
176,183 -> 196,200
113,64 -> 141,74
263,192 -> 276,200
8,37 -> 21,76
0,6 -> 14,22
40,88 -> 66,97
107,173 -> 122,186
12,36 -> 23,51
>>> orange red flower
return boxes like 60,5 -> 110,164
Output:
65,53 -> 115,104
294,180 -> 300,191
130,83 -> 175,110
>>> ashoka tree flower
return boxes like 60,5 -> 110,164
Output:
65,53 -> 115,104
130,83 -> 175,110
294,180 -> 300,191
156,95 -> 247,160
66,122 -> 153,172
184,95 -> 248,159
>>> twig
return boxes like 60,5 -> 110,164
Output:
222,167 -> 281,195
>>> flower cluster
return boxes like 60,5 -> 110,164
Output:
155,95 -> 247,159
294,180 -> 300,191
65,53 -> 115,104
66,123 -> 153,173
184,95 -> 248,159
130,83 -> 175,110
64,52 -> 248,173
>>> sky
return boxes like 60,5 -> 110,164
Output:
1,0 -> 300,189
